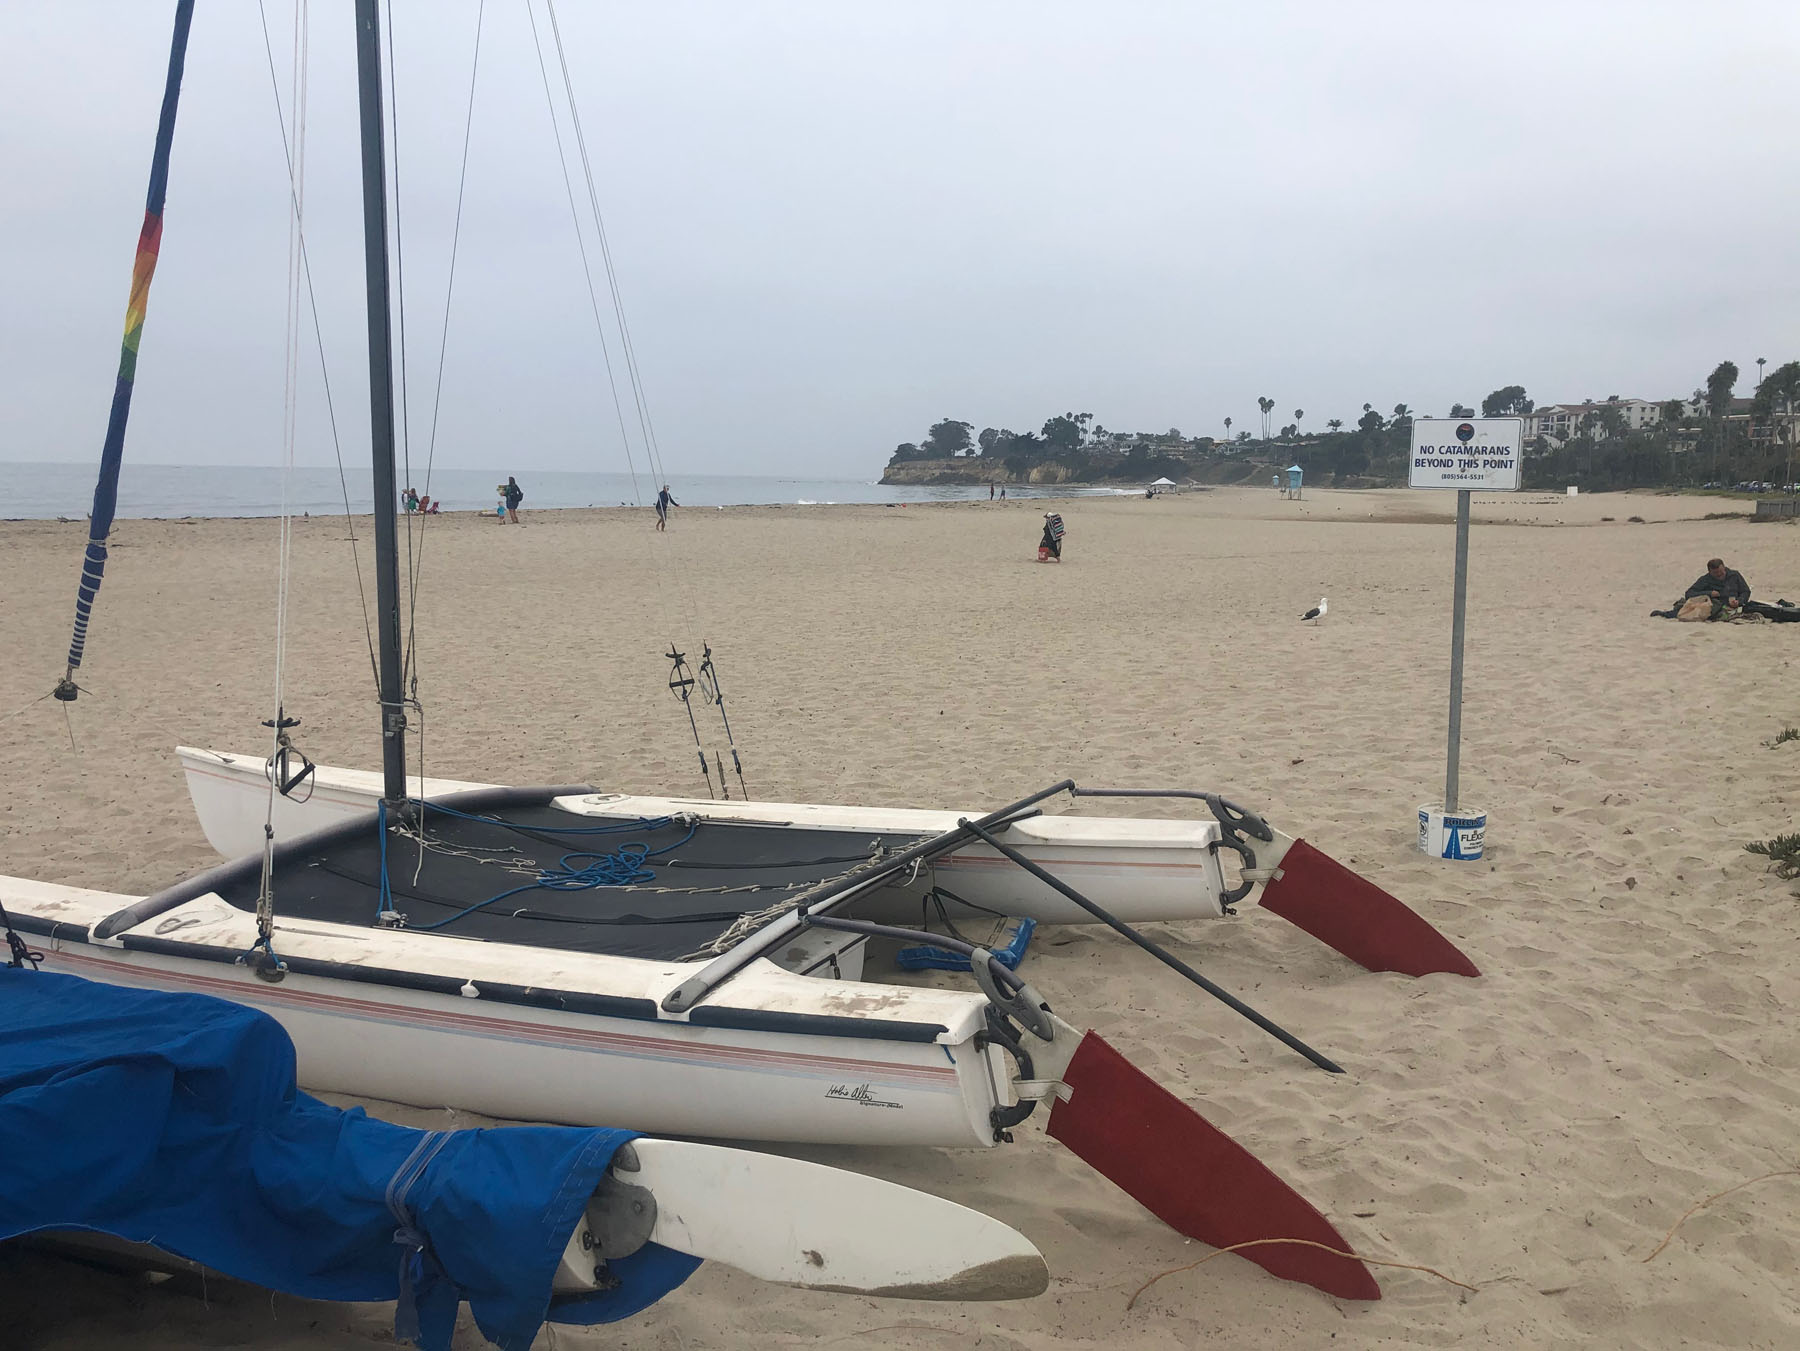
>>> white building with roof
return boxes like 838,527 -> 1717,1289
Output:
1525,397 -> 1674,446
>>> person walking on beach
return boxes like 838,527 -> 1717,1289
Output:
989,484 -> 995,500
655,484 -> 678,531
1038,511 -> 1064,562
1654,557 -> 1749,619
502,476 -> 524,524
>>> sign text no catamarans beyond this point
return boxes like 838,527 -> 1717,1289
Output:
1408,418 -> 1524,491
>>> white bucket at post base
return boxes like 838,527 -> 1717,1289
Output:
1419,805 -> 1486,861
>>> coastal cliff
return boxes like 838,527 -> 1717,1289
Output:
880,459 -> 1069,486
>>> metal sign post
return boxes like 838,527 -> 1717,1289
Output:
1409,417 -> 1522,858
1444,489 -> 1470,812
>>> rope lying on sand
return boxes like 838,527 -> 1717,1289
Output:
1125,1238 -> 1476,1309
1124,1164 -> 1800,1309
1640,1167 -> 1800,1264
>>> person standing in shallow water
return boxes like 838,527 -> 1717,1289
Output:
655,484 -> 678,531
503,476 -> 524,524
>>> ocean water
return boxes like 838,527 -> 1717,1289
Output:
0,461 -> 1126,521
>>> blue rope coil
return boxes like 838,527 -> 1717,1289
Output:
377,800 -> 695,932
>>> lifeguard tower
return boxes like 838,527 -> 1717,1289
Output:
1285,464 -> 1304,499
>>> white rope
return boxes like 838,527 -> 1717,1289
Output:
256,0 -> 311,943
255,0 -> 379,693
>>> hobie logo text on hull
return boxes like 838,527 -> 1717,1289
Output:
825,1082 -> 903,1109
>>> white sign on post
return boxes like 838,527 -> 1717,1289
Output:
1409,418 -> 1523,491
1409,416 -> 1522,857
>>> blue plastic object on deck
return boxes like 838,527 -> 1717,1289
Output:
895,916 -> 1036,973
0,968 -> 698,1351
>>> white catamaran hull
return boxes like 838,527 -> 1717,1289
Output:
2,876 -> 1012,1149
177,747 -> 1232,924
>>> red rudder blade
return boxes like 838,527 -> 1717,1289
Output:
1047,1032 -> 1381,1301
1258,838 -> 1479,977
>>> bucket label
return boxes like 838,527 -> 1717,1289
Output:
1442,824 -> 1484,859
1419,808 -> 1486,861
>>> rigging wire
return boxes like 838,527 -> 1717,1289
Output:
380,0 -> 438,821
254,0 -> 379,693
247,0 -> 314,980
521,0 -> 648,509
381,0 -> 420,686
291,0 -> 752,805
543,0 -> 671,488
401,0 -> 488,687
382,1 -> 414,526
696,642 -> 749,798
524,0 -> 752,794
666,645 -> 716,798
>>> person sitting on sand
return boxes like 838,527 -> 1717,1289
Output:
1654,557 -> 1750,619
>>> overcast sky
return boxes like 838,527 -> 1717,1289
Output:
2,1 -> 1797,478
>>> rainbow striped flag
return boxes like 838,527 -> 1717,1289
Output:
64,0 -> 196,683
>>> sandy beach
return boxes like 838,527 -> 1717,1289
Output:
2,485 -> 1796,1350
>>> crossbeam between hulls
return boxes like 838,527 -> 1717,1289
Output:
659,781 -> 1076,1013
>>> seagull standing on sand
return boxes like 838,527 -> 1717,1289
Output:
1301,598 -> 1327,624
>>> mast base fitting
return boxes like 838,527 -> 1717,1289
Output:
242,948 -> 288,983
52,678 -> 79,703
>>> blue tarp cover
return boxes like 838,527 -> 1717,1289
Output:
0,968 -> 699,1350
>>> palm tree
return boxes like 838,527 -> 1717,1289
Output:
1706,361 -> 1739,480
1327,418 -> 1343,433
1223,416 -> 1233,438
1257,396 -> 1275,441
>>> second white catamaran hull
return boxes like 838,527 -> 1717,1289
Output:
179,746 -> 1234,925
176,745 -> 1482,983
